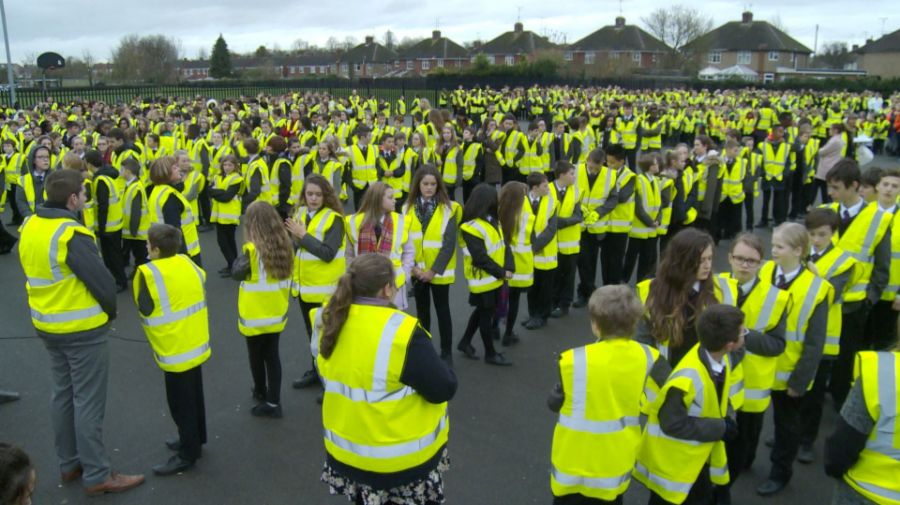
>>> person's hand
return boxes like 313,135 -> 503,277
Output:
505,270 -> 514,279
787,387 -> 802,398
421,270 -> 436,282
284,218 -> 306,239
384,169 -> 394,178
722,416 -> 739,441
411,266 -> 424,279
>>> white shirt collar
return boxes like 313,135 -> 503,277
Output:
776,265 -> 802,284
879,203 -> 897,213
740,279 -> 755,295
692,281 -> 701,293
840,198 -> 865,218
705,350 -> 725,374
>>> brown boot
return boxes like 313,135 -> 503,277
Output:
60,465 -> 83,483
85,472 -> 145,496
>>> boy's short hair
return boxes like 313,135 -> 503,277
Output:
587,148 -> 605,165
697,304 -> 745,352
881,167 -> 900,180
588,285 -> 644,337
605,143 -> 626,161
83,149 -> 103,168
861,167 -> 883,188
637,153 -> 656,173
554,161 -> 575,178
44,169 -> 84,204
805,208 -> 840,232
120,156 -> 141,176
243,137 -> 260,155
826,159 -> 861,187
526,172 -> 547,189
724,139 -> 740,150
147,224 -> 182,258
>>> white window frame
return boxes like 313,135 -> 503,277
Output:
584,51 -> 596,65
632,51 -> 641,62
421,60 -> 430,71
610,51 -> 620,60
708,51 -> 722,64
564,51 -> 573,61
737,51 -> 751,65
354,63 -> 361,71
505,55 -> 515,66
406,60 -> 413,70
651,53 -> 658,63
768,51 -> 779,61
436,59 -> 443,68
763,72 -> 775,84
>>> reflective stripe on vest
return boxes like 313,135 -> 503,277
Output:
785,276 -> 824,342
140,262 -> 207,327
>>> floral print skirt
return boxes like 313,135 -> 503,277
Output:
321,448 -> 450,505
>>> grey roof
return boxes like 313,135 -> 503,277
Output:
684,19 -> 812,53
340,40 -> 399,64
857,28 -> 900,53
570,21 -> 669,52
400,32 -> 469,60
477,23 -> 557,55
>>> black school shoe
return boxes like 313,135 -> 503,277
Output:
251,403 -> 283,418
152,455 -> 195,476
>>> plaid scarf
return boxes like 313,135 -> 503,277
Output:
357,214 -> 394,255
415,197 -> 437,232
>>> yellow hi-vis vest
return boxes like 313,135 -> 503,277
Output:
403,201 -> 461,285
182,169 -> 205,219
349,144 -> 378,189
521,136 -> 542,176
345,211 -> 408,289
659,176 -> 675,233
19,215 -> 109,334
759,262 -> 833,391
720,159 -> 747,204
18,172 -> 47,214
509,203 -> 535,288
551,182 -> 581,254
636,277 -> 738,363
462,142 -> 482,181
577,164 -> 616,235
82,179 -> 96,232
629,173 -> 661,239
311,304 -> 449,473
122,180 -> 150,240
822,202 -> 892,302
267,157 -> 296,207
210,173 -> 243,225
551,339 -> 659,501
149,184 -> 201,257
381,151 -> 408,200
244,156 -> 272,205
609,168 -> 635,233
843,351 -> 900,505
881,212 -> 900,303
615,116 -> 638,149
539,131 -> 553,171
502,130 -> 525,170
134,254 -> 210,373
813,246 -> 859,356
438,146 -> 459,186
93,174 -> 124,232
292,207 -> 346,303
762,141 -> 789,182
634,344 -> 731,504
719,273 -> 791,413
238,242 -> 292,336
460,218 -> 505,293
533,192 -> 559,270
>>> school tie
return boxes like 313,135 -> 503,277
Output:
531,199 -> 540,213
304,213 -> 311,226
841,209 -> 852,233
558,188 -> 567,202
809,252 -> 821,263
776,273 -> 787,289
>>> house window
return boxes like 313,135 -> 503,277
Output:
320,66 -> 328,73
437,59 -> 443,68
406,60 -> 413,70
610,51 -> 620,60
564,51 -> 573,61
768,51 -> 779,61
708,51 -> 722,64
737,51 -> 751,65
365,63 -> 372,73
584,51 -> 595,65
340,63 -> 348,73
763,72 -> 775,84
421,60 -> 430,70
651,53 -> 658,63
354,63 -> 361,71
505,55 -> 515,66
632,51 -> 641,62
790,53 -> 796,63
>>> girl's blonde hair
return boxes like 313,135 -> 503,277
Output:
243,201 -> 293,280
356,182 -> 392,228
150,156 -> 178,185
773,222 -> 809,255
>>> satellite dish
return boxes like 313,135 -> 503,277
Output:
37,52 -> 65,71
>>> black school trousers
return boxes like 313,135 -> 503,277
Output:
769,390 -> 804,483
98,230 -> 126,287
553,253 -> 577,310
623,236 -> 658,283
245,333 -> 282,405
122,238 -> 148,269
216,223 -> 238,269
528,267 -> 554,320
165,365 -> 207,462
413,281 -> 452,355
600,232 -> 628,286
830,303 -> 869,409
461,288 -> 500,357
576,233 -> 603,300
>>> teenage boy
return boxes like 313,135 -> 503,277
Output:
551,162 -> 582,318
600,144 -> 633,286
824,160 -> 892,408
524,172 -> 557,330
574,149 -> 617,308
635,304 -> 745,505
89,149 -> 127,292
863,167 -> 900,350
347,126 -> 378,208
133,224 -> 210,476
757,124 -> 791,227
120,157 -> 150,274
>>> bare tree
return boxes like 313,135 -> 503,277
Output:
769,14 -> 787,32
396,36 -> 425,52
326,36 -> 339,51
198,47 -> 209,60
111,34 -> 181,84
292,39 -> 309,52
383,30 -> 396,49
642,5 -> 713,52
815,41 -> 854,69
342,36 -> 358,50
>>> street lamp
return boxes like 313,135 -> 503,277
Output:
0,0 -> 15,107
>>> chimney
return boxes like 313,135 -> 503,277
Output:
514,22 -> 524,33
852,44 -> 859,51
741,11 -> 753,23
433,30 -> 441,41
365,35 -> 374,45
615,16 -> 625,28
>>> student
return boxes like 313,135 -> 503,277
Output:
524,172 -> 558,330
717,140 -> 746,241
498,181 -> 533,343
347,126 -> 378,208
457,183 -> 514,366
864,167 -> 900,350
600,144 -> 633,286
435,125 -> 462,200
461,126 -> 484,203
757,223 -> 833,496
615,102 -> 639,169
3,138 -> 24,226
798,208 -> 859,464
858,167 -> 881,203
790,125 -> 818,220
550,161 -> 582,318
16,145 -> 51,219
242,138 -> 270,209
660,148 -> 696,252
690,136 -> 723,239
207,155 -> 243,276
634,304 -> 744,505
378,134 -> 406,212
403,167 -> 460,364
264,136 -> 294,219
499,114 -> 526,184
307,136 -> 347,202
120,157 -> 150,273
623,153 -> 662,282
757,125 -> 791,227
88,149 -> 127,291
133,224 -> 209,476
231,202 -> 293,418
715,233 -> 789,505
824,160 -> 892,408
148,156 -> 202,266
574,148 -> 618,307
549,285 -> 668,505
286,174 -> 346,390
740,136 -> 760,231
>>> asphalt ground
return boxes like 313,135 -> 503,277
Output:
3,155 -> 898,505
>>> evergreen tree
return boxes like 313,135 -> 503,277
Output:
209,34 -> 232,78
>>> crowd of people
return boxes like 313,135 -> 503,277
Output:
2,84 -> 900,505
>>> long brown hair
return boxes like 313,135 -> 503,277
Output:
647,228 -> 717,346
243,201 -> 293,280
297,174 -> 343,215
405,165 -> 451,209
356,181 -> 392,228
498,181 -> 526,243
319,254 -> 395,358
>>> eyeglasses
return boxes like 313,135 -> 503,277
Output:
731,255 -> 760,267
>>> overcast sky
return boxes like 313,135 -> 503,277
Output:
4,0 -> 897,63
